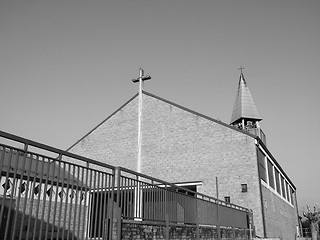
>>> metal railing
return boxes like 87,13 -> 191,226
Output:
0,130 -> 253,240
0,131 -> 116,240
115,167 -> 253,239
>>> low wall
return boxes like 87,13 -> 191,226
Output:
121,220 -> 251,240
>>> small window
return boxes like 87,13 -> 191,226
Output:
241,184 -> 248,192
224,196 -> 230,203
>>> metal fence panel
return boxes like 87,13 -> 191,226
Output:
0,130 -> 254,240
0,131 -> 116,240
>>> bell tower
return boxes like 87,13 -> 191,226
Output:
230,68 -> 266,145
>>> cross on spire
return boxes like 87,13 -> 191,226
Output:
238,66 -> 245,74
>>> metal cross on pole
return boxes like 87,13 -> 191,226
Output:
131,68 -> 151,173
131,68 -> 152,220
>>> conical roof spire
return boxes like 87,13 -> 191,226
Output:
230,72 -> 262,125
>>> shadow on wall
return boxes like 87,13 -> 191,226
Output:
0,204 -> 76,240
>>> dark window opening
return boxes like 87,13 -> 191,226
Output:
257,149 -> 267,182
289,187 -> 294,204
280,176 -> 286,199
241,184 -> 248,193
275,169 -> 281,194
286,182 -> 290,202
267,160 -> 275,189
224,196 -> 230,203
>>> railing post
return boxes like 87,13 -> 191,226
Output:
196,197 -> 200,240
106,168 -> 116,240
165,186 -> 170,240
165,213 -> 169,240
216,177 -> 221,240
232,227 -> 236,240
115,167 -> 122,240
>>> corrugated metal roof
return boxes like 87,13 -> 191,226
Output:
231,73 -> 262,124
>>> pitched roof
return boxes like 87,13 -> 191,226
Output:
67,90 -> 295,189
230,73 -> 262,124
67,91 -> 257,152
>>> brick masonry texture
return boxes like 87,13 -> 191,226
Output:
261,184 -> 298,240
69,92 -> 297,239
121,221 -> 250,240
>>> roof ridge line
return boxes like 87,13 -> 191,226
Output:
142,91 -> 256,139
66,93 -> 139,152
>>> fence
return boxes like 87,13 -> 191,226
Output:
0,130 -> 254,240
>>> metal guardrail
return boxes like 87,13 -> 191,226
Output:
0,130 -> 253,240
116,167 -> 251,225
0,131 -> 116,240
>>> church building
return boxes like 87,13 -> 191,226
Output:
67,71 -> 299,239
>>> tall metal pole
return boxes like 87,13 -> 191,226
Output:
132,68 -> 151,220
132,68 -> 151,173
137,68 -> 143,173
216,177 -> 221,240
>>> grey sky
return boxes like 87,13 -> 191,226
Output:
1,0 -> 319,211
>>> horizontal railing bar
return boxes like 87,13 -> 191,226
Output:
0,130 -> 116,170
119,166 -> 249,212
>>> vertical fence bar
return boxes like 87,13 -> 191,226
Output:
116,167 -> 121,240
0,147 -> 7,231
122,177 -> 126,220
98,171 -> 104,238
92,170 -> 98,239
25,153 -> 40,240
10,149 -> 28,240
0,149 -> 13,240
71,165 -> 80,240
56,161 -> 66,240
51,155 -> 63,240
108,169 -> 116,240
61,162 -> 72,240
121,176 -> 125,220
77,165 -> 85,240
67,164 -> 74,239
196,197 -> 200,240
216,177 -> 221,240
3,149 -> 19,240
47,156 -> 57,239
71,164 -> 80,240
101,173 -> 107,240
84,165 -> 91,240
32,155 -> 46,240
44,155 -> 57,240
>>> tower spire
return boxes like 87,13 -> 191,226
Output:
230,68 -> 262,127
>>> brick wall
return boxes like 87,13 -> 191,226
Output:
68,92 -> 295,238
121,220 -> 250,240
261,184 -> 298,239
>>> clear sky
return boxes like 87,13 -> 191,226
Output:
1,0 -> 319,212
